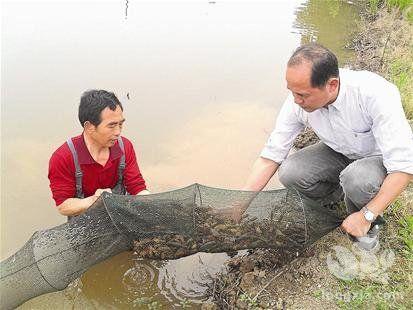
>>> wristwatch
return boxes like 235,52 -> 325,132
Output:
362,206 -> 377,223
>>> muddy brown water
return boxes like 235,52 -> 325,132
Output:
1,0 -> 360,308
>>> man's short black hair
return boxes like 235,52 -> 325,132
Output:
288,43 -> 339,88
79,90 -> 123,127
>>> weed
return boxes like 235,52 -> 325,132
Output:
386,0 -> 413,22
368,0 -> 384,15
239,293 -> 259,309
386,0 -> 413,10
398,215 -> 413,257
132,297 -> 162,309
147,300 -> 161,310
179,298 -> 192,309
389,58 -> 413,119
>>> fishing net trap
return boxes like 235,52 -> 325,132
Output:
0,183 -> 343,309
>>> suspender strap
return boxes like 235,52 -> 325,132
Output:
116,136 -> 126,189
66,138 -> 84,199
66,137 -> 126,198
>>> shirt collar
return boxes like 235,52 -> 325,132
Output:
73,134 -> 124,165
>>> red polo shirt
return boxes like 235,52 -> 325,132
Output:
48,134 -> 147,206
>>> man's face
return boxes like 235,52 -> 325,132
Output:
89,105 -> 125,148
286,62 -> 338,112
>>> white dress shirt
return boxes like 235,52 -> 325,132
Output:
261,68 -> 413,175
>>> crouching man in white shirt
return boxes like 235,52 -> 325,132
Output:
229,43 -> 413,250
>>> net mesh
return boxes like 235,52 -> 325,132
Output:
1,184 -> 342,309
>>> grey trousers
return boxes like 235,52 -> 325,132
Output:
278,142 -> 387,214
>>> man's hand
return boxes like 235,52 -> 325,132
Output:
214,201 -> 249,223
58,188 -> 112,216
137,189 -> 151,196
94,188 -> 112,197
340,210 -> 371,237
214,206 -> 243,223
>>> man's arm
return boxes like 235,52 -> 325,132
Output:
342,81 -> 413,237
219,157 -> 279,222
57,188 -> 111,216
219,95 -> 302,222
245,94 -> 304,191
57,196 -> 98,216
341,172 -> 413,237
243,157 -> 280,191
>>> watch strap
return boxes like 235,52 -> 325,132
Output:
362,206 -> 377,223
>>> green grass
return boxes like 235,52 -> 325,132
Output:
398,215 -> 413,258
389,57 -> 413,119
337,280 -> 413,310
386,0 -> 413,21
386,0 -> 413,10
368,0 -> 413,21
368,0 -> 383,14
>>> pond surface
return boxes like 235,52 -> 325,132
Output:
1,0 -> 360,308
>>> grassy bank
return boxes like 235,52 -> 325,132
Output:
381,0 -> 413,119
352,0 -> 413,118
338,1 -> 413,309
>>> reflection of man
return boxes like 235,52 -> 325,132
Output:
48,90 -> 149,216
233,43 -> 413,250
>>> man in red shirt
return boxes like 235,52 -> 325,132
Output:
48,89 -> 149,216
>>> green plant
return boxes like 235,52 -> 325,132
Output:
147,300 -> 161,310
389,58 -> 413,119
313,289 -> 323,299
179,298 -> 192,309
239,293 -> 259,309
386,0 -> 413,10
368,0 -> 384,14
399,215 -> 413,257
386,0 -> 413,22
388,199 -> 404,215
132,297 -> 162,309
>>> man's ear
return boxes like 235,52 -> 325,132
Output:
327,78 -> 339,92
83,121 -> 95,133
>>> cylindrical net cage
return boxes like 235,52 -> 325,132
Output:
1,184 -> 342,309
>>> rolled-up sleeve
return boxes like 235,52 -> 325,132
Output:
260,95 -> 305,164
367,83 -> 413,175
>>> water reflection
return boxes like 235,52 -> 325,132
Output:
157,252 -> 229,303
294,0 -> 360,64
123,263 -> 156,294
72,251 -> 228,308
2,0 -> 360,308
78,252 -> 168,309
144,101 -> 280,192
